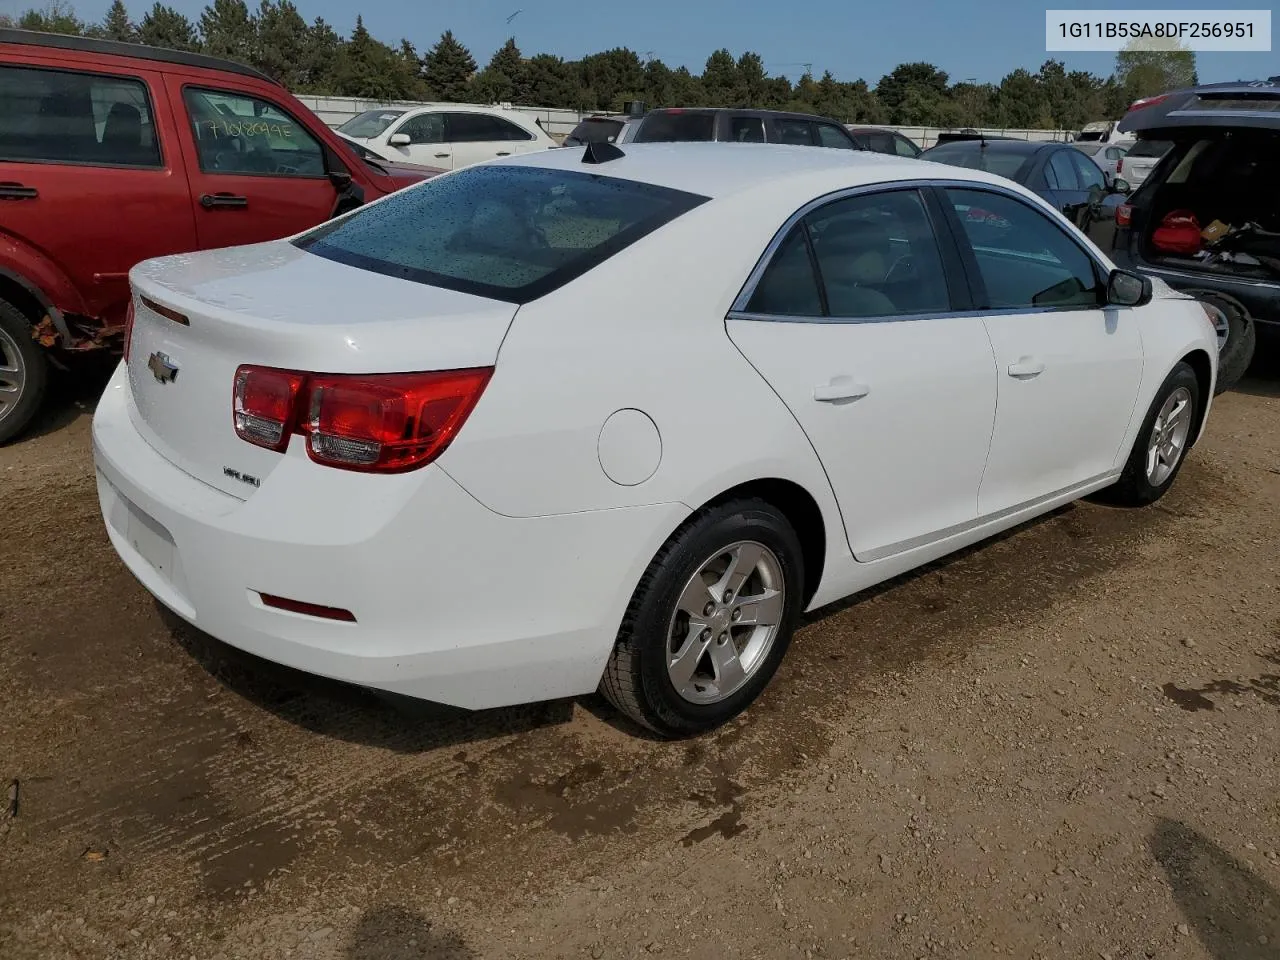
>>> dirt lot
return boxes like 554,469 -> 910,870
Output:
2,357 -> 1279,960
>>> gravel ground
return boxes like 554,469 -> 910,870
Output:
1,356 -> 1278,960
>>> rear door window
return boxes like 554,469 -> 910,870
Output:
815,123 -> 856,149
772,118 -> 816,146
1047,150 -> 1080,191
0,64 -> 161,167
892,134 -> 921,157
296,165 -> 709,303
730,116 -> 766,143
632,112 -> 716,142
182,87 -> 324,177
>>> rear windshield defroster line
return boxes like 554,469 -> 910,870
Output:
294,165 -> 709,304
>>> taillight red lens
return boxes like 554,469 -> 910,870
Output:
1128,93 -> 1170,112
123,299 -> 135,362
234,365 -> 305,452
1116,203 -> 1133,227
1116,158 -> 1123,173
231,365 -> 492,472
305,369 -> 492,472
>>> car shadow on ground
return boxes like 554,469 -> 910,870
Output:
157,604 -> 577,753
345,904 -> 475,960
1234,331 -> 1280,399
21,354 -> 116,441
1150,819 -> 1280,959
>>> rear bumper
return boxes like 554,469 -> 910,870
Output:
91,364 -> 686,709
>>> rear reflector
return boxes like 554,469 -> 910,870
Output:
259,592 -> 356,622
1115,203 -> 1133,227
232,365 -> 493,473
140,295 -> 190,326
123,298 -> 135,362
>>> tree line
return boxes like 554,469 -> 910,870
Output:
4,1 -> 1198,128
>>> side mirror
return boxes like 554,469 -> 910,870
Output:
388,133 -> 411,147
1112,177 -> 1131,194
1107,268 -> 1152,307
328,169 -> 352,191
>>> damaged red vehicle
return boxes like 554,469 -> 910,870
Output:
1109,79 -> 1280,391
0,29 -> 440,442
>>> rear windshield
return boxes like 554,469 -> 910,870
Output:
633,112 -> 717,143
1073,142 -> 1103,155
565,118 -> 624,144
338,110 -> 406,138
920,144 -> 1032,180
1127,139 -> 1173,158
295,165 -> 709,303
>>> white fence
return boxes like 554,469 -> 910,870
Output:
294,95 -> 1078,148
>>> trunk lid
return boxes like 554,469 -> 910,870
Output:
126,241 -> 517,498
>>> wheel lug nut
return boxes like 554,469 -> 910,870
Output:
718,632 -> 728,644
722,590 -> 733,603
731,608 -> 742,621
703,602 -> 716,617
700,628 -> 711,642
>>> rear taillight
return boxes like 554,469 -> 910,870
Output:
123,299 -> 135,362
232,365 -> 492,473
234,366 -> 305,452
1116,203 -> 1133,227
1116,158 -> 1123,173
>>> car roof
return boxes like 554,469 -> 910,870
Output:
0,27 -> 276,84
644,107 -> 841,123
487,141 -> 1020,200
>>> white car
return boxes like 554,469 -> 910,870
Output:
1119,138 -> 1173,190
336,104 -> 556,170
93,144 -> 1219,737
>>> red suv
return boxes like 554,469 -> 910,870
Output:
0,29 -> 439,442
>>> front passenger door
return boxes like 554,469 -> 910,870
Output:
943,187 -> 1143,516
726,188 -> 998,561
388,112 -> 450,168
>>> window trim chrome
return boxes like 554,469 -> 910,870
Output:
729,177 -> 1117,325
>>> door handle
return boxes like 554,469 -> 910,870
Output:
0,182 -> 38,200
200,193 -> 248,209
1008,358 -> 1046,379
496,151 -> 511,156
813,378 -> 870,403
434,152 -> 451,158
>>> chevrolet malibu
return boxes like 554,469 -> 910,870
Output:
93,143 -> 1219,737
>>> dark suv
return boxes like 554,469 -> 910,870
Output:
627,107 -> 863,150
1110,79 -> 1280,390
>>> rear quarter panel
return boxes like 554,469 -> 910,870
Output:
436,175 -> 852,560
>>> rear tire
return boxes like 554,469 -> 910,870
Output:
0,296 -> 48,445
600,499 -> 805,738
1099,361 -> 1200,508
1188,290 -> 1254,394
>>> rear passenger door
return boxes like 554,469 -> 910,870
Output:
0,62 -> 196,324
726,187 -> 998,561
167,79 -> 337,251
445,112 -> 532,168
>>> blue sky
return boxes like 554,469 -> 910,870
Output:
48,0 -> 1280,84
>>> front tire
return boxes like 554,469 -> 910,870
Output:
0,296 -> 48,445
1101,361 -> 1200,507
600,499 -> 805,738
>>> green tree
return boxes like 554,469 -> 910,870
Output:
298,16 -> 342,93
992,68 -> 1042,127
19,1 -> 85,35
577,47 -> 644,111
253,0 -> 307,86
199,0 -> 255,63
523,53 -> 577,107
875,62 -> 949,124
421,29 -> 477,101
470,37 -> 526,103
701,48 -> 740,105
1115,38 -> 1197,101
100,0 -> 137,41
138,3 -> 198,50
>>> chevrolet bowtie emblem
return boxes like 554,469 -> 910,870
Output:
148,351 -> 179,384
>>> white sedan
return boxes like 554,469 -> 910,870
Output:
335,104 -> 557,170
93,144 -> 1218,737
